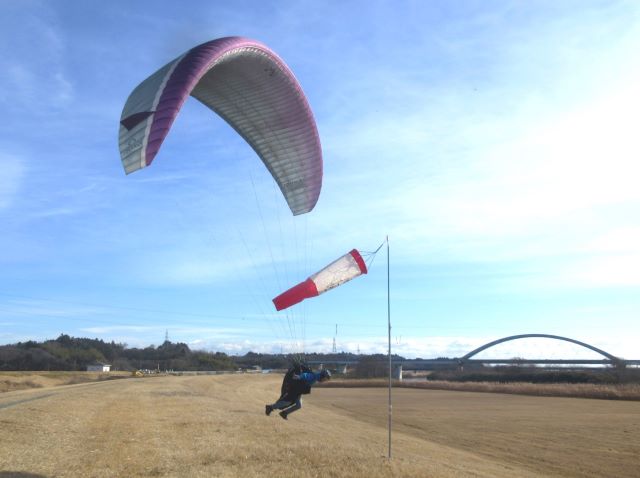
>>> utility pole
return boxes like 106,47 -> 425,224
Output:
387,235 -> 392,460
332,324 -> 337,353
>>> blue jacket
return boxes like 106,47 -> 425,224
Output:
296,371 -> 322,386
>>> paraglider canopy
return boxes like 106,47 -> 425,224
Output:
118,36 -> 323,215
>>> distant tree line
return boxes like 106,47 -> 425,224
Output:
0,335 -> 237,372
232,351 -> 403,372
2,336 -> 636,384
0,335 -> 402,372
0,335 -> 410,373
429,366 -> 640,384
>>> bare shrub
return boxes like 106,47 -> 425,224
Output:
352,355 -> 389,378
0,378 -> 44,393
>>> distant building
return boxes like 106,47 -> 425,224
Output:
87,362 -> 111,372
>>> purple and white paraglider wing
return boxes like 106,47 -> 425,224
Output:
118,37 -> 322,215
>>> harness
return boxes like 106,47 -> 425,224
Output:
280,364 -> 313,400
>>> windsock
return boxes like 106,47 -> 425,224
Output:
273,249 -> 367,311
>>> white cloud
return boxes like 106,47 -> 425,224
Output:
0,153 -> 25,209
0,4 -> 73,110
309,3 -> 640,279
331,334 -> 636,361
554,254 -> 640,288
81,325 -> 245,336
80,325 -> 158,334
582,227 -> 640,255
323,64 -> 640,298
0,297 -> 107,319
180,333 -> 638,361
129,243 -> 274,287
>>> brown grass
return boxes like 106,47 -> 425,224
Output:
1,374 -> 639,477
323,378 -> 640,400
0,371 -> 130,393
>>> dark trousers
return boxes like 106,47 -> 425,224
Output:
270,395 -> 302,415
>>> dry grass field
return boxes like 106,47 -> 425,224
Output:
1,374 -> 639,477
326,378 -> 640,400
0,371 -> 130,393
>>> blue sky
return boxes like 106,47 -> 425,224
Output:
1,0 -> 639,360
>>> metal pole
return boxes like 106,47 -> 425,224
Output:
387,235 -> 392,460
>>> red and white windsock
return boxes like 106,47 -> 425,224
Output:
273,249 -> 368,311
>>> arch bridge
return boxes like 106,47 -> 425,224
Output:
459,333 -> 622,366
309,334 -> 639,377
407,334 -> 639,369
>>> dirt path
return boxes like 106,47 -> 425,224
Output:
1,375 -> 638,477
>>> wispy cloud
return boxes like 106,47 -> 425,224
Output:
0,297 -> 109,319
157,333 -> 639,360
310,21 -> 640,301
0,3 -> 73,111
552,255 -> 640,288
0,153 -> 26,210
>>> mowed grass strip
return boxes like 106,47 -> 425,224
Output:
323,378 -> 640,400
0,374 -> 638,477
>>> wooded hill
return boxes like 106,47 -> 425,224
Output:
0,335 -> 398,372
0,335 -> 237,372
